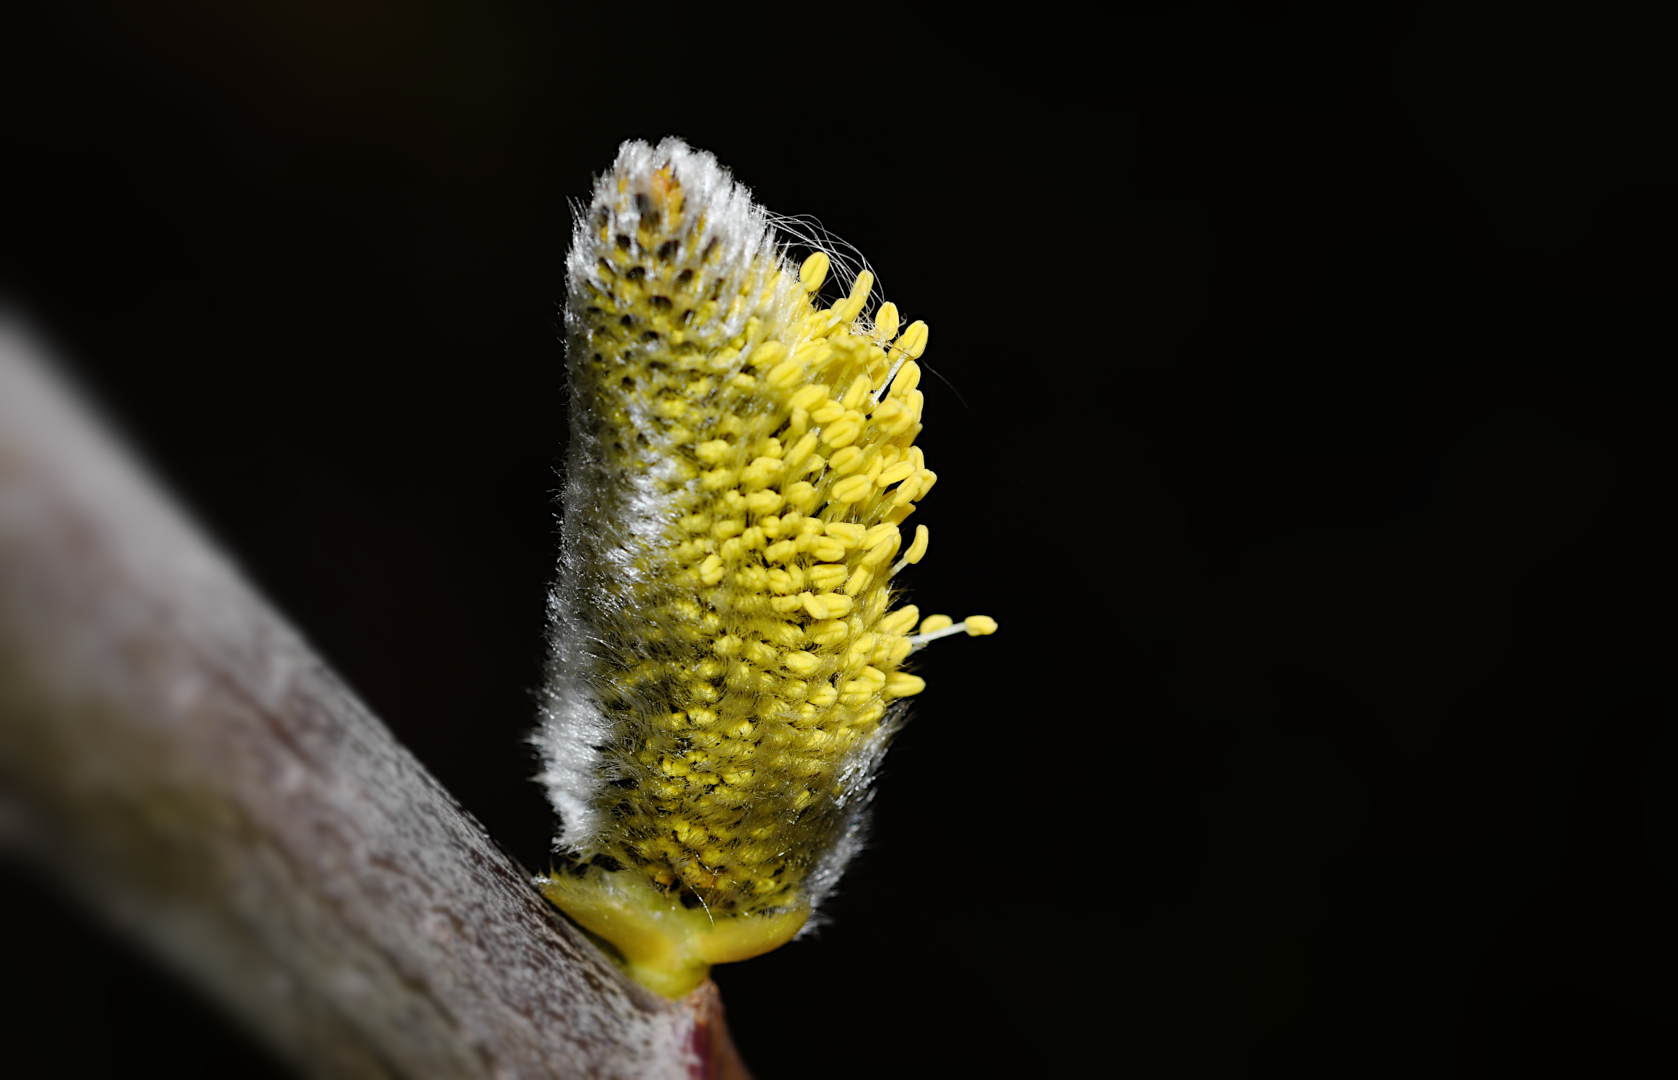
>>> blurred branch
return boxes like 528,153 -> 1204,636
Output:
0,318 -> 747,1079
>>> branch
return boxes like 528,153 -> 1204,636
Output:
0,318 -> 748,1079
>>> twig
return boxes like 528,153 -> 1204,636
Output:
0,317 -> 749,1079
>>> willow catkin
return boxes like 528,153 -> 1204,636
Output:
534,138 -> 995,997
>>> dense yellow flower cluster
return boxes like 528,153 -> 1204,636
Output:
536,140 -> 993,996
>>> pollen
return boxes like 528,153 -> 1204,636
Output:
536,138 -> 997,997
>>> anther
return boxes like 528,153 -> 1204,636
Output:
789,385 -> 829,412
783,431 -> 820,471
823,418 -> 861,448
884,673 -> 926,698
831,474 -> 872,503
896,320 -> 929,360
809,565 -> 847,590
890,525 -> 929,575
800,251 -> 831,293
784,651 -> 821,676
766,358 -> 804,387
824,522 -> 866,546
750,340 -> 788,369
810,401 -> 846,425
828,446 -> 864,474
841,373 -> 872,411
826,270 -> 874,329
876,461 -> 916,488
877,605 -> 919,635
874,302 -> 900,342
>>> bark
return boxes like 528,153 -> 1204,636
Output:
0,317 -> 749,1080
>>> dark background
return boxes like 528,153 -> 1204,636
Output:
5,2 -> 1677,1077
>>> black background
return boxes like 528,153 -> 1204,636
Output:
5,2 -> 1678,1077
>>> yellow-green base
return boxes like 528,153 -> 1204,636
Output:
540,869 -> 809,998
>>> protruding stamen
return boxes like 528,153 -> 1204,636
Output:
906,613 -> 998,651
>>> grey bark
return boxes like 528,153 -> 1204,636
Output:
0,317 -> 747,1079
